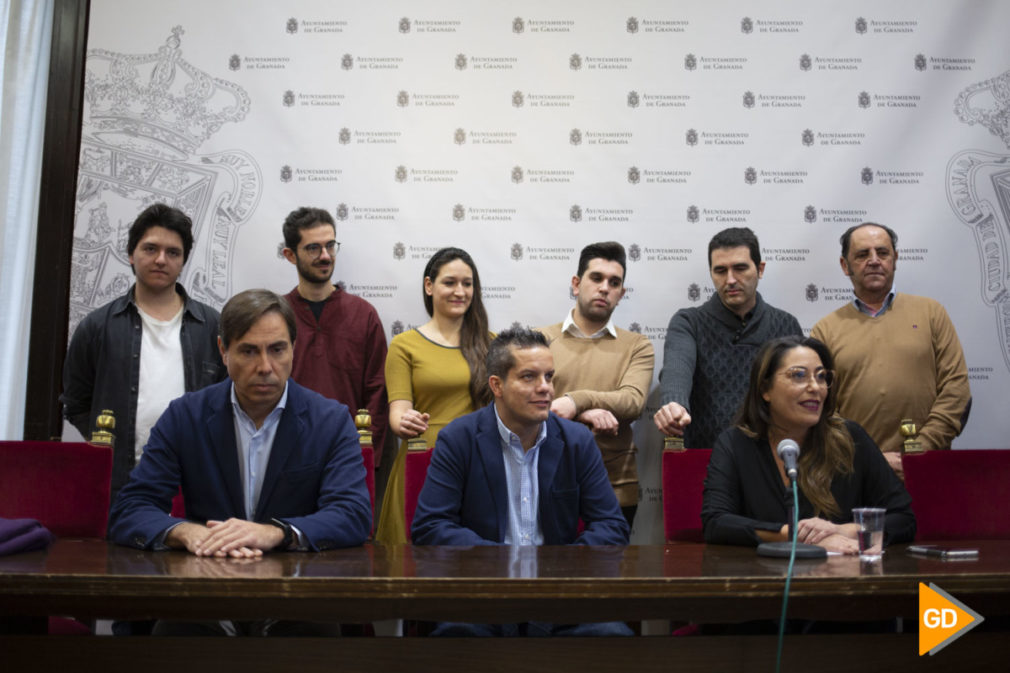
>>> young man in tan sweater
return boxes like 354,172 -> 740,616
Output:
539,242 -> 654,526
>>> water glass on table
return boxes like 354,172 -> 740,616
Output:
853,507 -> 885,561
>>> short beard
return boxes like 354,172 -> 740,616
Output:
296,257 -> 334,285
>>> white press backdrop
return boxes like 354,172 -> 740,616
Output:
71,0 -> 1010,542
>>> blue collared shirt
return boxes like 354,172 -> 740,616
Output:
493,403 -> 546,546
231,382 -> 289,520
852,287 -> 897,317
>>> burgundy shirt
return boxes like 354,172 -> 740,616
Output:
285,286 -> 389,463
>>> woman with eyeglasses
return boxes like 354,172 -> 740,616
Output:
701,335 -> 915,552
374,247 -> 493,544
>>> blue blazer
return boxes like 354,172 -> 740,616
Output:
109,379 -> 372,551
410,405 -> 629,546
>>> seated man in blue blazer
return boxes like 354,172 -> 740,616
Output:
110,289 -> 371,562
412,327 -> 630,636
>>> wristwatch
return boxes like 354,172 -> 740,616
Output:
268,518 -> 294,550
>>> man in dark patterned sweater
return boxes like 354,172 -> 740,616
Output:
654,227 -> 802,448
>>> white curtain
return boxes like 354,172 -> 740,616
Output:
0,0 -> 53,439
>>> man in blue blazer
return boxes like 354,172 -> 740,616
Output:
411,327 -> 630,636
110,289 -> 371,558
411,328 -> 629,547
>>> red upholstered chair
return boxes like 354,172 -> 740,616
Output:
348,410 -> 377,537
403,439 -> 433,541
338,442 -> 377,637
0,440 -> 112,538
0,440 -> 113,635
662,447 -> 712,543
170,489 -> 186,518
902,449 -> 1010,540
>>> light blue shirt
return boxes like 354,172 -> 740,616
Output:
230,382 -> 288,520
853,286 -> 896,317
493,403 -> 546,546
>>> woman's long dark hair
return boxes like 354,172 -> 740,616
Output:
734,335 -> 854,518
422,247 -> 492,408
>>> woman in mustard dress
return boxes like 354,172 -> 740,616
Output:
375,247 -> 493,544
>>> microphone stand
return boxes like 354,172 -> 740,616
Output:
756,463 -> 826,673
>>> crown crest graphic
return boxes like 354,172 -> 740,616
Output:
954,68 -> 1010,148
84,26 -> 250,157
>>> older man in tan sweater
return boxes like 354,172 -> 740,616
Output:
812,223 -> 971,478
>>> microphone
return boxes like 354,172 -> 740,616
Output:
757,438 -> 825,560
777,439 -> 800,481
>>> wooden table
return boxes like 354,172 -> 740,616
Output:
2,540 -> 1008,672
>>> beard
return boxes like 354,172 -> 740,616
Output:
296,255 -> 334,284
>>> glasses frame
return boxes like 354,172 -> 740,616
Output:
301,240 -> 340,258
778,366 -> 834,388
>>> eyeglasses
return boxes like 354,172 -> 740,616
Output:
779,366 -> 834,388
302,241 -> 340,257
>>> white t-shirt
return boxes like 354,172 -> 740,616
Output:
135,305 -> 186,463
